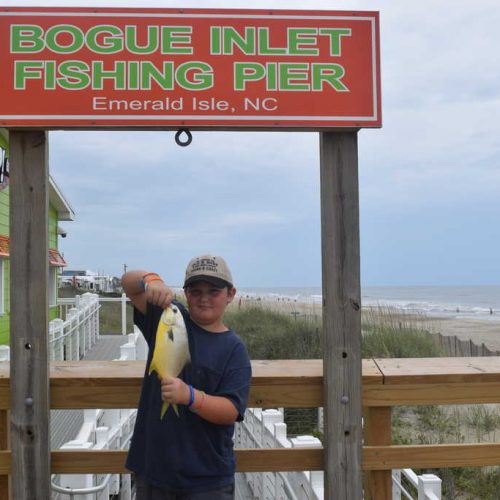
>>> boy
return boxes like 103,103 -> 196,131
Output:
121,255 -> 252,500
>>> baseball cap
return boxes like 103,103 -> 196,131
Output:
183,255 -> 233,289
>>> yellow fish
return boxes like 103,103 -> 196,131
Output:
148,304 -> 190,418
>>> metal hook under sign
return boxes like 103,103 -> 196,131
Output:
175,129 -> 192,147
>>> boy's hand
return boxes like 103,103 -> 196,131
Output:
161,376 -> 190,405
145,280 -> 174,309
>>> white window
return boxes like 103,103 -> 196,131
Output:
49,266 -> 57,307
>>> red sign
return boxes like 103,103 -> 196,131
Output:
0,8 -> 381,129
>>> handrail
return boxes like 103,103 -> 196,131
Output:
51,474 -> 112,496
50,425 -> 134,498
58,294 -> 130,335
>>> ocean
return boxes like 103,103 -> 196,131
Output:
237,286 -> 500,321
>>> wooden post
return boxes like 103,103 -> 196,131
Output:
9,131 -> 50,499
320,131 -> 362,498
363,407 -> 392,499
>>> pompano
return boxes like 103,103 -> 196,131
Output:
148,304 -> 190,418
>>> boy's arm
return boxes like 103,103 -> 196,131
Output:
121,270 -> 174,315
161,377 -> 239,425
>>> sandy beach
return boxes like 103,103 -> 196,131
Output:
426,316 -> 500,352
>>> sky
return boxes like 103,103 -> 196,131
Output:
3,0 -> 500,287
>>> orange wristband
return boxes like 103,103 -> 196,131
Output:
143,272 -> 162,283
141,273 -> 164,291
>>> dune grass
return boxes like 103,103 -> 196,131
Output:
361,305 -> 443,358
224,306 -> 322,360
225,304 -> 442,360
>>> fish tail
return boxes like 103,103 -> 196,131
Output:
160,402 -> 180,419
160,401 -> 169,419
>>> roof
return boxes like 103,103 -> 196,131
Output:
0,236 -> 8,257
49,176 -> 75,221
0,236 -> 66,266
49,248 -> 67,267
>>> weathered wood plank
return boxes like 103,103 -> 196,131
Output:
320,131 -> 362,499
9,131 -> 50,500
364,382 -> 500,406
0,359 -> 384,409
0,441 -> 498,474
5,359 -> 500,408
0,440 -> 498,475
363,443 -> 500,470
0,448 -> 324,474
374,357 -> 500,384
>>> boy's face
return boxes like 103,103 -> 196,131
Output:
184,281 -> 236,328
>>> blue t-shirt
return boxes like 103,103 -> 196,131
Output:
126,300 -> 252,493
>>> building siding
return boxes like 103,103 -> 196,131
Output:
0,186 -> 9,237
0,188 -> 64,344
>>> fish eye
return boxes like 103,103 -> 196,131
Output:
172,308 -> 178,313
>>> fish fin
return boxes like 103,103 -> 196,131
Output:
173,403 -> 180,417
160,401 -> 169,419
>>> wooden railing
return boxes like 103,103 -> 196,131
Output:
1,357 -> 500,499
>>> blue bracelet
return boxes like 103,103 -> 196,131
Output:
187,385 -> 195,407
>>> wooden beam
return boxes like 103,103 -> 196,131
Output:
9,131 -> 50,500
320,131 -> 362,499
0,448 -> 324,474
4,358 -> 500,409
0,441 -> 497,475
0,359 -> 380,409
363,443 -> 500,470
363,407 -> 392,500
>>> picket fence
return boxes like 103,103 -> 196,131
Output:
0,293 -> 101,363
427,330 -> 500,357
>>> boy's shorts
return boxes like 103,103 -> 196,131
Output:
134,475 -> 235,500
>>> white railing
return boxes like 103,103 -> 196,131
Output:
392,469 -> 442,500
51,328 -> 147,499
50,293 -> 101,360
234,407 -> 323,499
236,408 -> 442,499
51,408 -> 136,500
58,293 -> 130,336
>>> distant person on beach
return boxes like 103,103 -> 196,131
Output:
121,255 -> 252,500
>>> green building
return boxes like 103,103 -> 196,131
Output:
0,130 -> 74,344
